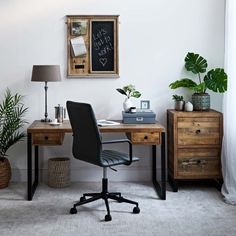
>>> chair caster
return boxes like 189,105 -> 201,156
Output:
80,196 -> 86,202
70,207 -> 77,214
133,206 -> 140,214
105,214 -> 112,222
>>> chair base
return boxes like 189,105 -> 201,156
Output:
70,178 -> 140,221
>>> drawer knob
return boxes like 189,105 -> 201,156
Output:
196,129 -> 201,134
44,136 -> 49,140
144,136 -> 148,140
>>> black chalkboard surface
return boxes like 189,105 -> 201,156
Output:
91,21 -> 115,72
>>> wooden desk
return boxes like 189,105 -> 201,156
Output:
27,120 -> 166,201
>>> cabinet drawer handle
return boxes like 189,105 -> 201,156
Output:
144,136 -> 148,140
196,129 -> 201,134
44,136 -> 49,140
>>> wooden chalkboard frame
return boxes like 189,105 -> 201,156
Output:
66,15 -> 119,78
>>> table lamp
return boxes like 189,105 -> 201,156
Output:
31,65 -> 61,122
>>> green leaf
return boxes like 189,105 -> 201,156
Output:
192,82 -> 206,93
116,88 -> 127,96
204,68 -> 227,93
131,91 -> 141,98
185,52 -> 208,74
172,94 -> 183,101
169,79 -> 197,90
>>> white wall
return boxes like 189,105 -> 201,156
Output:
0,0 -> 225,182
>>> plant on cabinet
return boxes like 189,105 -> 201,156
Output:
169,52 -> 228,110
172,94 -> 184,111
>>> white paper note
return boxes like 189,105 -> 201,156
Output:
70,36 -> 87,57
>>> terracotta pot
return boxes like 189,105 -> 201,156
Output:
192,93 -> 210,111
0,157 -> 11,189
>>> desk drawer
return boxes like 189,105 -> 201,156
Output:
130,132 -> 160,145
32,132 -> 64,145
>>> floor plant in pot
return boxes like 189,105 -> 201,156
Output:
116,84 -> 141,112
0,89 -> 28,188
169,52 -> 228,110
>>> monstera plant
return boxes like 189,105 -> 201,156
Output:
0,89 -> 28,188
169,52 -> 228,110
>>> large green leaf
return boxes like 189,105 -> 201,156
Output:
204,68 -> 227,93
169,78 -> 197,90
185,52 -> 208,74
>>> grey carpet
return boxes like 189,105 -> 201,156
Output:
0,182 -> 236,236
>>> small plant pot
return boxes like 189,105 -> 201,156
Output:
174,101 -> 184,111
192,93 -> 210,111
0,157 -> 11,189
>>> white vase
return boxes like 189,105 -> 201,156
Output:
184,101 -> 193,112
123,98 -> 133,112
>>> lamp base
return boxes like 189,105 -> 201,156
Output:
41,118 -> 52,122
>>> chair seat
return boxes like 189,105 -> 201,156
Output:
101,150 -> 139,167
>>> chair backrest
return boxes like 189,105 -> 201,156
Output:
66,101 -> 103,166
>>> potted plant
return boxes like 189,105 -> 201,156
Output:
116,84 -> 141,111
169,52 -> 228,110
172,94 -> 184,111
0,89 -> 28,188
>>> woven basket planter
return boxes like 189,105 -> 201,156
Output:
48,157 -> 70,188
0,157 -> 12,189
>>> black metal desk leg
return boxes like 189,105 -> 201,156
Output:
27,133 -> 32,200
161,132 -> 166,200
35,146 -> 39,185
152,131 -> 166,200
27,133 -> 39,201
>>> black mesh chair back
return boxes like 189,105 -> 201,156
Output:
66,101 -> 102,166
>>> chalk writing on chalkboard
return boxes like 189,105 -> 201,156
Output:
91,21 -> 115,72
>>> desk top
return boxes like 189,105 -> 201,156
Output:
27,120 -> 165,133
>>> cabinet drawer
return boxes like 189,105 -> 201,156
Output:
176,148 -> 221,178
130,132 -> 160,144
177,117 -> 220,145
32,132 -> 64,145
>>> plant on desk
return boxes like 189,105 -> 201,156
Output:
0,88 -> 28,188
116,84 -> 141,112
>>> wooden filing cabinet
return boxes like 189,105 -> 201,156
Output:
167,109 -> 223,191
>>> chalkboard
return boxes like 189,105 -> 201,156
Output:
91,20 -> 116,73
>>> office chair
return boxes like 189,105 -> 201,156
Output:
66,101 -> 140,222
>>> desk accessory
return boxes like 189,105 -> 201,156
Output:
31,65 -> 61,122
54,104 -> 66,123
122,111 -> 156,124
